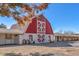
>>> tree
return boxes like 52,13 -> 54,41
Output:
0,3 -> 49,27
0,23 -> 7,29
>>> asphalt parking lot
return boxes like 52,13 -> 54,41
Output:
29,41 -> 79,47
0,41 -> 79,56
53,41 -> 79,47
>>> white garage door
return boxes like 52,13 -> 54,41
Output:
0,39 -> 5,45
5,39 -> 15,44
0,39 -> 16,45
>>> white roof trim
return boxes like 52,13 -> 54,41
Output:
0,28 -> 23,34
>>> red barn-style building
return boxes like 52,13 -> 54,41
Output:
11,15 -> 54,44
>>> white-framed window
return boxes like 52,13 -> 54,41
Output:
37,20 -> 46,34
29,35 -> 33,41
49,35 -> 51,42
5,34 -> 12,39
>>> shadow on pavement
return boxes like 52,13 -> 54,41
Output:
0,41 -> 78,48
4,53 -> 22,56
30,41 -> 73,47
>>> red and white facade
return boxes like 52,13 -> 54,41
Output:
11,15 -> 55,44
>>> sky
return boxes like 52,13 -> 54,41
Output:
0,3 -> 79,33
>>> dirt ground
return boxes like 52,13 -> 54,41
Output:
0,42 -> 79,56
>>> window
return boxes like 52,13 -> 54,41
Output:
42,35 -> 45,42
37,21 -> 46,33
38,35 -> 45,42
5,34 -> 12,39
38,35 -> 41,42
42,35 -> 45,39
49,36 -> 51,43
15,34 -> 18,36
22,39 -> 27,44
57,36 -> 59,40
29,35 -> 33,41
38,35 -> 41,38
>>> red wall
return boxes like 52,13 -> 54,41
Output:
25,15 -> 54,34
26,18 -> 37,33
46,19 -> 53,34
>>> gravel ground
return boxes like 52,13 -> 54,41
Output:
0,41 -> 79,56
